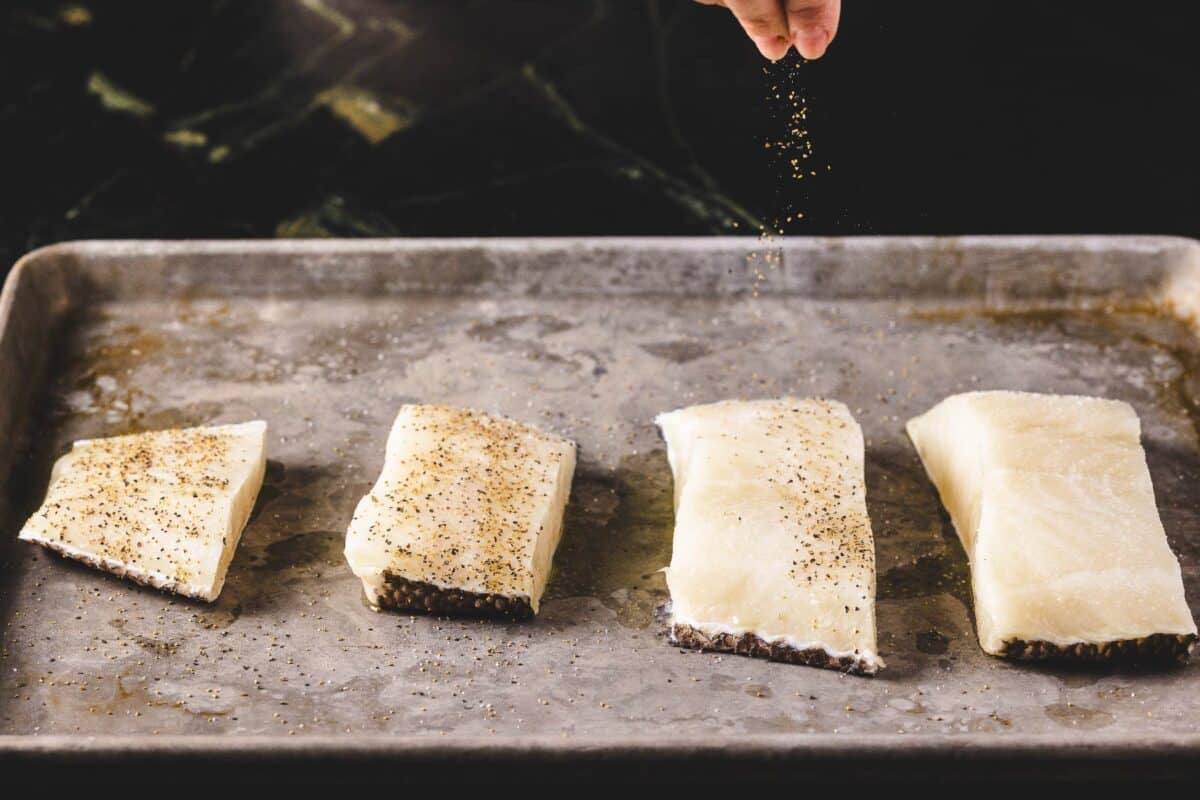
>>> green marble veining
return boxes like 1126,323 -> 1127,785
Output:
1,1 -> 1197,276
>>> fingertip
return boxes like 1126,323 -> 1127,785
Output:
793,27 -> 830,60
752,34 -> 792,62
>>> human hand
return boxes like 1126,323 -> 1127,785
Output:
695,0 -> 841,61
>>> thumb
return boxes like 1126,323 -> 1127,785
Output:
785,0 -> 841,60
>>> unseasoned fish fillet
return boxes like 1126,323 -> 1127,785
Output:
19,421 -> 267,602
344,404 -> 576,618
657,398 -> 884,675
907,391 -> 1197,662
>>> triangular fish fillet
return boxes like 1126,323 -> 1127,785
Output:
907,391 -> 1197,662
344,404 -> 576,618
19,421 -> 267,602
657,398 -> 884,675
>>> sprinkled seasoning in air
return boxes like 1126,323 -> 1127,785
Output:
744,53 -> 833,297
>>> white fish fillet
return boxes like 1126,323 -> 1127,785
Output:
657,398 -> 884,675
19,421 -> 267,602
344,404 -> 576,618
907,391 -> 1197,661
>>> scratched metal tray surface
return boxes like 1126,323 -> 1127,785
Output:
0,237 -> 1198,779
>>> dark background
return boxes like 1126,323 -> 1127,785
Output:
2,1 -> 1198,276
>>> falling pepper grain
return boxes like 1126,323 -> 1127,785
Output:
746,53 -> 831,297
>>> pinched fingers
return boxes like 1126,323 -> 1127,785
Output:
697,0 -> 842,61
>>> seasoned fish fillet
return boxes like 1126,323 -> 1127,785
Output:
907,391 -> 1197,662
344,404 -> 576,619
657,398 -> 884,675
19,421 -> 267,602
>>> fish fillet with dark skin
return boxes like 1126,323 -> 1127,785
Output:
344,404 -> 575,619
658,398 -> 884,675
907,391 -> 1197,663
19,421 -> 267,602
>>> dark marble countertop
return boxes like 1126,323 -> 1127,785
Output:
2,1 -> 1198,276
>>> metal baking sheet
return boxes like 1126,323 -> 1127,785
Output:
1,237 -> 1198,779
